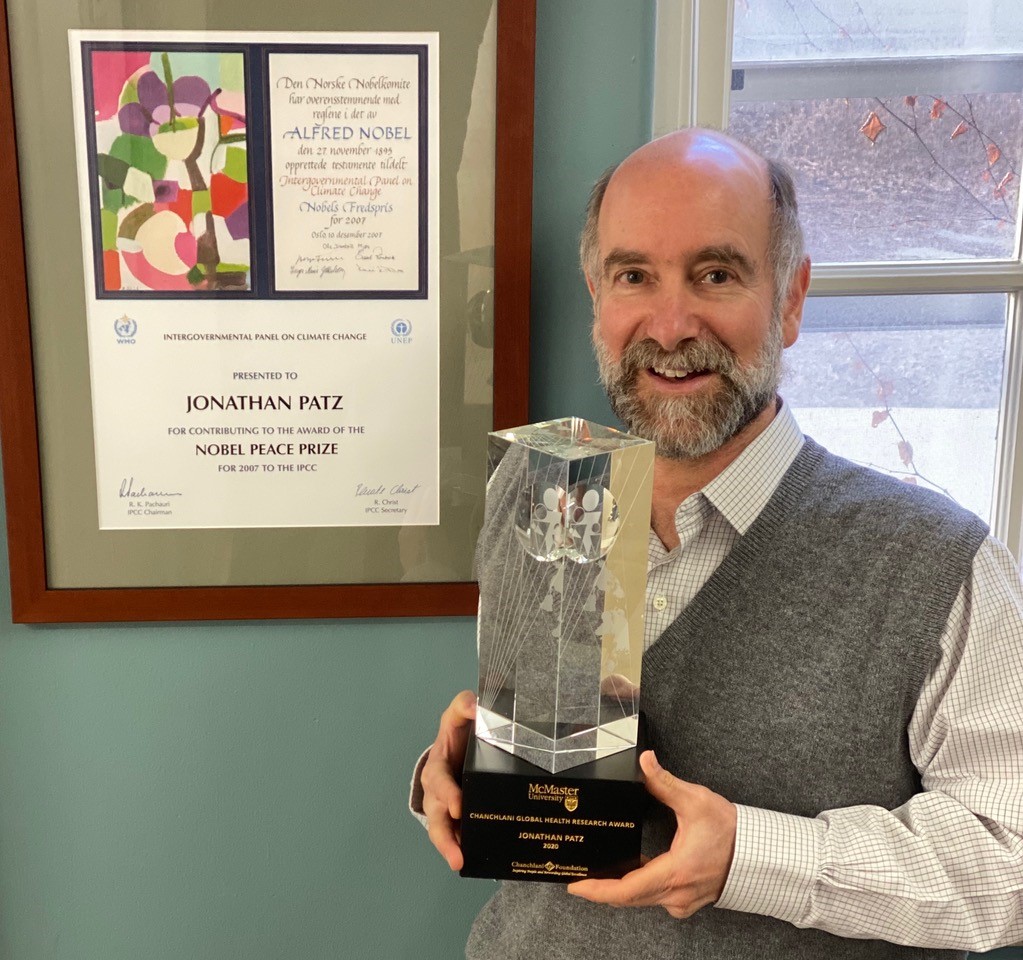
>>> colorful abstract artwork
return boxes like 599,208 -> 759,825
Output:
88,48 -> 250,294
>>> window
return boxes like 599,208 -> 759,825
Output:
655,0 -> 1023,557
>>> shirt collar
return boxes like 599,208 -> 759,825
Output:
699,400 -> 805,535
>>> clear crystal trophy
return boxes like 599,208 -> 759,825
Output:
459,418 -> 654,882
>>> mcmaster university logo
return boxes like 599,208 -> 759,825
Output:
528,782 -> 580,811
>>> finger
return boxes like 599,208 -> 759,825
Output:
599,673 -> 640,700
440,689 -> 477,730
422,767 -> 460,818
423,691 -> 476,804
420,691 -> 477,872
426,809 -> 464,871
422,758 -> 464,823
567,852 -> 675,907
433,691 -> 477,764
640,750 -> 691,812
422,769 -> 465,870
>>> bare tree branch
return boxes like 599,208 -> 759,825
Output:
873,97 -> 1010,224
840,333 -> 958,501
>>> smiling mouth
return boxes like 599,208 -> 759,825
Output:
648,364 -> 716,384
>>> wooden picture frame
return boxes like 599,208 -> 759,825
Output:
0,0 -> 534,622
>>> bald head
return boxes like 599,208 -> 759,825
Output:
624,129 -> 768,183
579,129 -> 804,313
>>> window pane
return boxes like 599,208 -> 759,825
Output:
729,2 -> 1023,262
733,0 -> 1023,61
730,93 -> 1023,262
783,294 -> 1006,522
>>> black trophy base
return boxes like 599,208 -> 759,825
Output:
459,731 -> 647,883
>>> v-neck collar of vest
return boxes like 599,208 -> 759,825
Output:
643,438 -> 828,672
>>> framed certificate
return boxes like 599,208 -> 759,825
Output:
0,0 -> 534,622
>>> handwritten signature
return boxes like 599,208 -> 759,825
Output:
290,254 -> 348,280
355,244 -> 397,262
294,253 -> 346,265
355,482 -> 421,496
119,478 -> 184,499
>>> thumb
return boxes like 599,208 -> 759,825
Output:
640,750 -> 689,811
452,689 -> 477,721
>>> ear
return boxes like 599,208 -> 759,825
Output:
585,270 -> 598,303
781,257 -> 811,349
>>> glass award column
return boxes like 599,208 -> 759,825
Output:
460,417 -> 654,882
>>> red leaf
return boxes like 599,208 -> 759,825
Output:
898,440 -> 914,466
902,475 -> 918,485
930,98 -> 947,119
904,95 -> 917,107
994,171 -> 1015,199
871,410 -> 890,428
860,111 -> 886,143
982,170 -> 992,182
987,143 -> 1002,166
875,379 -> 894,401
950,120 -> 970,140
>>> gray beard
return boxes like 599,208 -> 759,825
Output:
593,325 -> 783,460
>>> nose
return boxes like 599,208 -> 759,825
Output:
643,281 -> 703,352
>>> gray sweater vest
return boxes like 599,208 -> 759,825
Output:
466,439 -> 988,960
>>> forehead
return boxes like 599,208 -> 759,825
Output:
598,147 -> 772,261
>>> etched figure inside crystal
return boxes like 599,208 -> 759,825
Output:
475,418 -> 654,773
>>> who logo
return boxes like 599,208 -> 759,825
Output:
113,314 -> 137,345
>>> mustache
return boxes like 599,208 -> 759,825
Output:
616,337 -> 738,377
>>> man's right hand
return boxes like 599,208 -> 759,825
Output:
421,689 -> 476,871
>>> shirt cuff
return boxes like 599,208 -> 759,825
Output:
408,747 -> 431,827
715,804 -> 823,926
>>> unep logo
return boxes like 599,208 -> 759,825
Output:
390,318 -> 412,344
114,314 -> 137,344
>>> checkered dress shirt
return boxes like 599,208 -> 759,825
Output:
653,403 -> 1023,950
412,402 -> 1023,950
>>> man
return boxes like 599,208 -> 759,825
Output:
414,129 -> 1023,958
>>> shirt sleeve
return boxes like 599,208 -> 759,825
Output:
408,747 -> 430,827
715,535 -> 1023,952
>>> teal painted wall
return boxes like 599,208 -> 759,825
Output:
2,3 -> 1017,957
0,3 -> 654,958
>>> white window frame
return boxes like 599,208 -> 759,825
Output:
653,0 -> 1023,559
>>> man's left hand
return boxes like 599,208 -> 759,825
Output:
567,750 -> 737,919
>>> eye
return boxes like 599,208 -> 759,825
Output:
703,268 -> 732,285
614,269 -> 647,285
